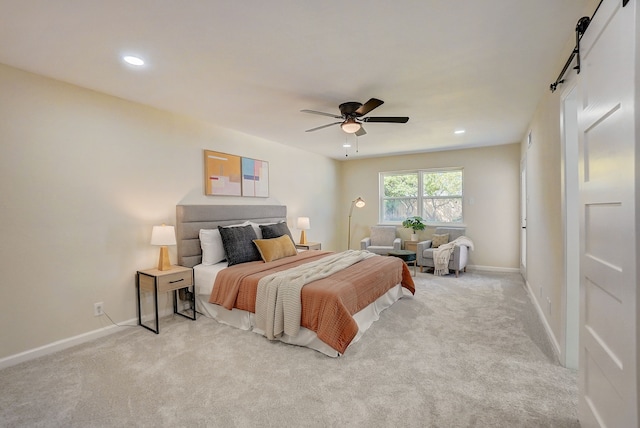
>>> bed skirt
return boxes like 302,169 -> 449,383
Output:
195,283 -> 408,357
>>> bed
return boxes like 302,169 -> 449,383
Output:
176,204 -> 415,356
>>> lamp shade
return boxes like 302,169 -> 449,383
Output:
341,118 -> 361,134
150,225 -> 176,246
348,197 -> 366,217
296,217 -> 310,230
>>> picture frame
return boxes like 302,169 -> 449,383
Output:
204,150 -> 242,196
241,157 -> 269,197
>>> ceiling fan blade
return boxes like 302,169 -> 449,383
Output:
300,109 -> 342,119
355,98 -> 384,116
305,122 -> 342,132
355,126 -> 367,137
363,116 -> 409,123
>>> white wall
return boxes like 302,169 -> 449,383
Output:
521,89 -> 567,357
0,63 -> 340,360
340,144 -> 521,270
520,0 -> 602,364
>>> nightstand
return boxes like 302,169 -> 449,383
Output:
295,242 -> 321,251
404,240 -> 418,252
136,265 -> 196,334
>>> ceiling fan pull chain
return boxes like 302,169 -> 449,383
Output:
344,134 -> 350,157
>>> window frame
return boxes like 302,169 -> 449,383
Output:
379,167 -> 464,225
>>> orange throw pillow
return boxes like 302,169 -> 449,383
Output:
253,235 -> 297,262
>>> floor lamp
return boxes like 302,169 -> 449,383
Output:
347,197 -> 366,249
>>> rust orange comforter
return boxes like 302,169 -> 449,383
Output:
209,251 -> 415,353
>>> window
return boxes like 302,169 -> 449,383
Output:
380,168 -> 463,224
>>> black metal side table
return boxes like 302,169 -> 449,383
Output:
136,265 -> 196,334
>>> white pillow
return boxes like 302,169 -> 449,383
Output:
199,229 -> 226,265
248,222 -> 263,239
199,222 -> 251,265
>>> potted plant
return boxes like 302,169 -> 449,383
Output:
402,216 -> 426,241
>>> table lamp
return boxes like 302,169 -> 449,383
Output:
150,224 -> 176,271
297,217 -> 310,245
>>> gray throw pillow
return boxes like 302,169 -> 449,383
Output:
259,222 -> 294,243
218,225 -> 261,266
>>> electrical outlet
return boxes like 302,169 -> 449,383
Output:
94,302 -> 104,317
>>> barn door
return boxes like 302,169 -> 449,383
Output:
577,0 -> 637,426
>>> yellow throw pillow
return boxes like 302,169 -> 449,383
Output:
253,235 -> 297,262
431,233 -> 449,248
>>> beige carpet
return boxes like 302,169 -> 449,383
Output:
0,272 -> 578,427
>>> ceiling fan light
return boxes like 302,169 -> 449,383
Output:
341,118 -> 361,134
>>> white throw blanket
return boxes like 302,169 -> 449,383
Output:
255,250 -> 376,340
433,236 -> 475,276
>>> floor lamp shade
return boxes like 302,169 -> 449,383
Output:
297,217 -> 310,245
151,225 -> 176,271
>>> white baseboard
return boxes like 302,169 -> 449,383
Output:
523,279 -> 562,361
0,299 -> 191,370
466,264 -> 520,273
0,317 -> 138,370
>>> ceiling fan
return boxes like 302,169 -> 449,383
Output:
301,98 -> 409,136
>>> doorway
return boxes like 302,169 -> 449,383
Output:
520,156 -> 527,277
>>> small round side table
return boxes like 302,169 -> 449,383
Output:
387,250 -> 417,276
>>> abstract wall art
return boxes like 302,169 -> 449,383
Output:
204,150 -> 242,196
241,157 -> 269,197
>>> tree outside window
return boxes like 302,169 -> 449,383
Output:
380,169 -> 463,224
382,173 -> 418,221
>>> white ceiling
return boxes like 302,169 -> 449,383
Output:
0,1 -> 590,160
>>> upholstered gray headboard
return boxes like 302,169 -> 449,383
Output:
176,205 -> 287,268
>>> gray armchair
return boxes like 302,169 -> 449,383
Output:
417,227 -> 470,277
361,225 -> 401,255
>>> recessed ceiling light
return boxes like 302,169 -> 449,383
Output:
454,129 -> 465,134
123,55 -> 145,66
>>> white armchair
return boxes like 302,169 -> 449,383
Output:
416,227 -> 470,277
361,225 -> 401,255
